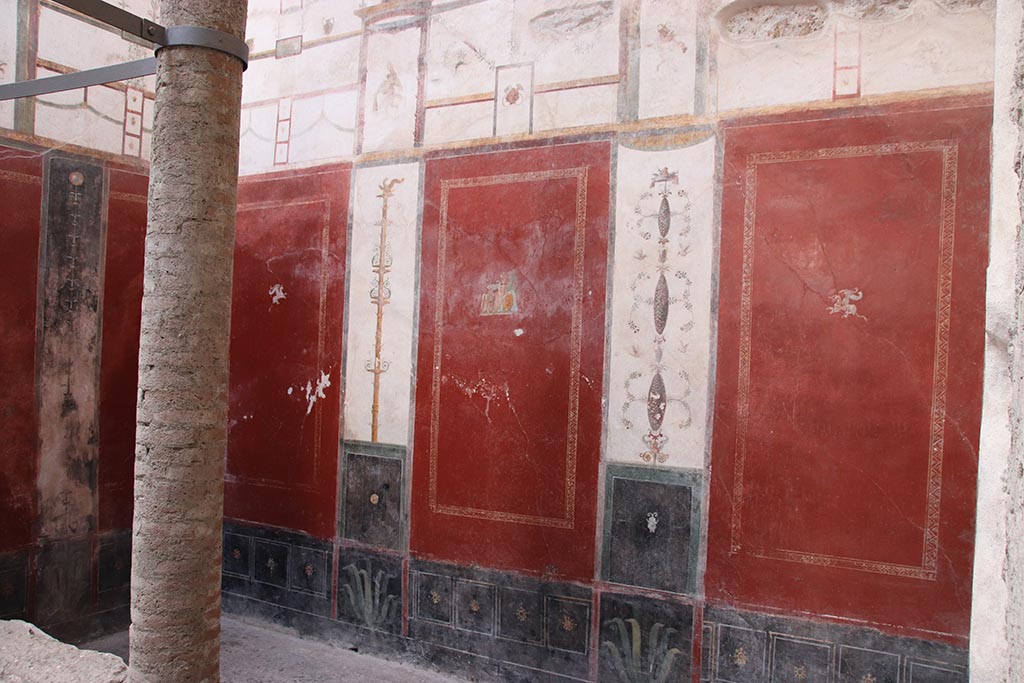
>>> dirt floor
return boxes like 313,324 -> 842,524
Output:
82,615 -> 463,683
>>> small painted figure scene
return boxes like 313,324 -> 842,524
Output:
0,0 -> 1012,681
480,272 -> 520,316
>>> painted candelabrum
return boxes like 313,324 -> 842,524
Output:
622,168 -> 694,463
365,177 -> 403,442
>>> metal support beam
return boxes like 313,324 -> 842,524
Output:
49,0 -> 159,43
0,59 -> 156,101
0,0 -> 248,102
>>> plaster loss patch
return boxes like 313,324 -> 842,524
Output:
721,3 -> 828,40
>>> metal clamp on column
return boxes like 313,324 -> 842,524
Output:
151,26 -> 250,71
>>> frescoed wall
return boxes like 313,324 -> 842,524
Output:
708,103 -> 990,642
0,146 -> 43,557
0,140 -> 147,635
0,0 -> 1001,679
410,141 -> 610,581
225,166 -> 349,539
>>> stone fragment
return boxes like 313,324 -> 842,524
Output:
0,620 -> 127,683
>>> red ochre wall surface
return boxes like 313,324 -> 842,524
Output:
98,166 -> 148,532
707,101 -> 991,643
0,142 -> 149,632
0,96 -> 993,674
0,149 -> 146,545
224,165 -> 350,539
0,148 -> 43,553
409,141 -> 611,581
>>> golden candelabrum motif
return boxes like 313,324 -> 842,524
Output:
366,177 -> 404,442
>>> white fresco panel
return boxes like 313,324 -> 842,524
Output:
287,90 -> 357,164
859,3 -> 995,96
638,0 -> 698,119
344,162 -> 422,445
242,37 -> 361,105
425,0 -> 513,101
516,0 -> 621,86
423,100 -> 494,145
533,84 -> 617,132
38,7 -> 145,70
715,34 -> 833,112
239,103 -> 279,176
607,137 -> 717,469
362,27 -> 420,152
494,63 -> 534,136
34,75 -> 122,154
0,2 -> 17,131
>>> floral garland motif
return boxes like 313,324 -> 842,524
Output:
621,167 -> 694,463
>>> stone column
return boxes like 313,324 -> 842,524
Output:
970,0 -> 1024,678
128,2 -> 248,682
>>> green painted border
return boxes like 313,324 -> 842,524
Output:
337,439 -> 407,546
600,463 -> 704,597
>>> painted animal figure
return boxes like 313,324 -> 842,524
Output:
827,287 -> 866,320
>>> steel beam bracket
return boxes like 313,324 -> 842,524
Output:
152,26 -> 250,71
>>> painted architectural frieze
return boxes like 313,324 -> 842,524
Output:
237,0 -> 362,174
344,162 -> 421,446
713,0 -> 994,113
422,0 -> 621,145
607,137 -> 717,469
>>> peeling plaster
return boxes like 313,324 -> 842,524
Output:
717,0 -> 994,44
529,1 -> 615,37
721,3 -> 829,40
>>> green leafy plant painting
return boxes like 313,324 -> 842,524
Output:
340,561 -> 399,630
602,617 -> 684,683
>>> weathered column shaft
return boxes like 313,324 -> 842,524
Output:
129,2 -> 248,682
1007,9 -> 1024,668
970,0 -> 1024,678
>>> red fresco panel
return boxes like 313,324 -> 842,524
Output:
708,101 -> 991,641
224,165 -> 349,539
0,148 -> 42,551
410,142 -> 610,581
98,168 -> 148,531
